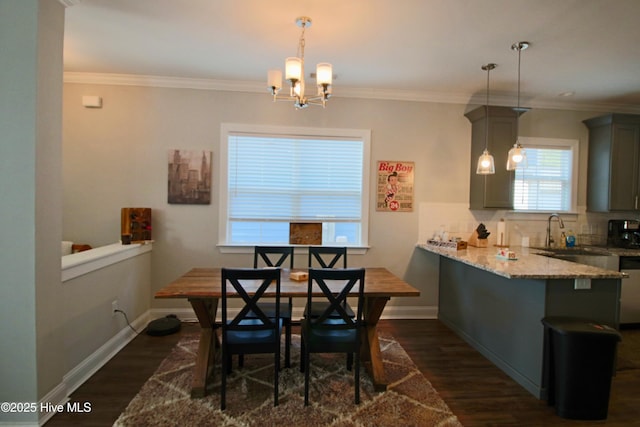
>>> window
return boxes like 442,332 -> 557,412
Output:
219,124 -> 371,247
513,137 -> 578,212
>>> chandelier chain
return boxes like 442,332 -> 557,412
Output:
297,25 -> 306,60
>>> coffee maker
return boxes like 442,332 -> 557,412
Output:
607,219 -> 640,248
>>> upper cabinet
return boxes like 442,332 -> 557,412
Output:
465,106 -> 519,210
584,114 -> 640,212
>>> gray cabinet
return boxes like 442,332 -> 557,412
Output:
584,114 -> 640,212
465,106 -> 519,209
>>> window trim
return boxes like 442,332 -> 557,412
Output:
218,123 -> 371,252
512,137 -> 579,214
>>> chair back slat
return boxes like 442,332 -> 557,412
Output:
254,246 -> 294,268
308,246 -> 347,269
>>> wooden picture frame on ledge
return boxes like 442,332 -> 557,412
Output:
289,223 -> 322,245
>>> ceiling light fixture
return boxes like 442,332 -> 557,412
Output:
476,63 -> 497,175
506,41 -> 529,171
267,16 -> 332,109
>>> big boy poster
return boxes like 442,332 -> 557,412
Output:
376,161 -> 414,212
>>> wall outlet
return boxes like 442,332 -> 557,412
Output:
112,300 -> 119,316
574,278 -> 592,290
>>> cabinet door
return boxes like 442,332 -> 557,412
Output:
467,106 -> 516,210
609,124 -> 640,210
483,117 -> 515,208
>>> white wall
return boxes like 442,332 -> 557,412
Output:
0,0 -> 64,424
62,81 -> 615,318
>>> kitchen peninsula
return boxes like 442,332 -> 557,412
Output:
418,243 -> 625,399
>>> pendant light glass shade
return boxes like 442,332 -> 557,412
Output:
507,42 -> 529,171
506,143 -> 527,170
476,63 -> 496,175
476,148 -> 496,174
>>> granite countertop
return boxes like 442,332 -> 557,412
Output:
600,247 -> 640,257
417,243 -> 627,280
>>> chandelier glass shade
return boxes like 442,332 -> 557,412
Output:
268,17 -> 332,109
476,63 -> 496,175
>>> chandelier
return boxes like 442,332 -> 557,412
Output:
267,17 -> 333,109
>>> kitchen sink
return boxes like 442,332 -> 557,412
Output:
533,246 -> 610,256
534,247 -> 619,270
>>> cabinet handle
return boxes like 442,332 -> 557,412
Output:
636,195 -> 639,210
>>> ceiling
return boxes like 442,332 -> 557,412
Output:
63,0 -> 640,113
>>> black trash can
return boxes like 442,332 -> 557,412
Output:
542,317 -> 621,420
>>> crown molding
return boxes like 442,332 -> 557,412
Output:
63,72 -> 640,114
58,0 -> 82,7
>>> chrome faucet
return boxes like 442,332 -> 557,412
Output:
546,213 -> 565,247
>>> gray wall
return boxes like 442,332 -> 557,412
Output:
62,82 -> 607,315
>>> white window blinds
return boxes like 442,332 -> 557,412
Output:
514,146 -> 573,211
223,129 -> 368,245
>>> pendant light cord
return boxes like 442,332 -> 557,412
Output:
517,46 -> 521,112
485,65 -> 491,150
481,63 -> 496,151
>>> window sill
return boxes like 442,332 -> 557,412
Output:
217,244 -> 369,255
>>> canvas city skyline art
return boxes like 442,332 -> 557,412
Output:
168,149 -> 212,204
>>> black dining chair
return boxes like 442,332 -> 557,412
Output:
300,267 -> 365,406
308,246 -> 347,269
220,267 -> 282,410
249,246 -> 294,368
305,246 -> 355,319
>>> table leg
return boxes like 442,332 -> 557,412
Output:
361,296 -> 390,391
188,298 -> 218,398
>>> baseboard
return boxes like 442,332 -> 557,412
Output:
37,310 -> 152,426
380,305 -> 438,319
150,305 -> 438,322
149,307 -> 200,323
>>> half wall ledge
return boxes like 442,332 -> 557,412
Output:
62,241 -> 153,282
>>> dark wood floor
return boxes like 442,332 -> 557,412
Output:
46,320 -> 640,426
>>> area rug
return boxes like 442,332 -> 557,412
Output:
114,332 -> 462,427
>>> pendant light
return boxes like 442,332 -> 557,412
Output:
476,63 -> 497,175
506,41 -> 529,171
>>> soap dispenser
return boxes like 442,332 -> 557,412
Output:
565,230 -> 576,248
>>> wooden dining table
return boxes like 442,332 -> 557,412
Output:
155,267 -> 420,397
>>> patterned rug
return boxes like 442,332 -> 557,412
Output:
114,332 -> 462,426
